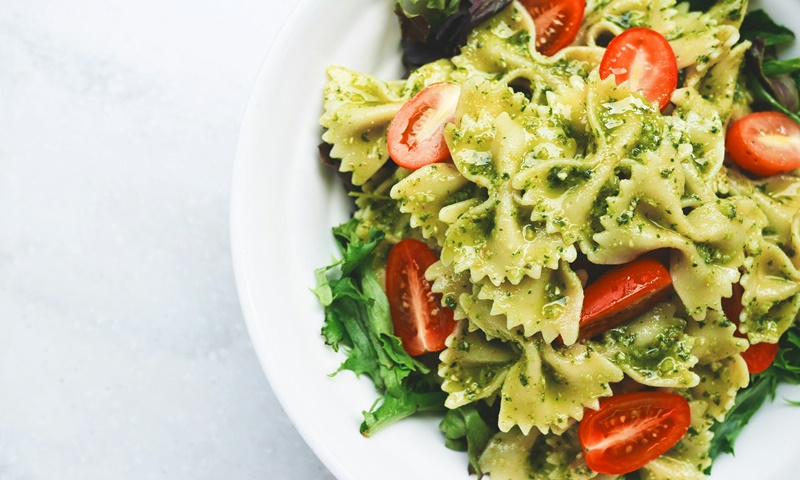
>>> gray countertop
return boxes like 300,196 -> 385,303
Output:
2,1 -> 333,478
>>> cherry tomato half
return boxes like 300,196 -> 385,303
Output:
520,0 -> 586,56
385,239 -> 456,356
725,111 -> 800,177
599,27 -> 678,111
721,283 -> 779,374
578,391 -> 691,475
387,82 -> 460,170
578,257 -> 673,341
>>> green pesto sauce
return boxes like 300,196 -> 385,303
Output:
546,165 -> 593,191
606,322 -> 692,378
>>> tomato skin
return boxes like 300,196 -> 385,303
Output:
578,257 -> 673,341
578,391 -> 691,475
385,239 -> 456,356
599,27 -> 678,111
741,341 -> 780,374
520,0 -> 586,56
387,82 -> 460,171
725,111 -> 800,176
721,283 -> 779,374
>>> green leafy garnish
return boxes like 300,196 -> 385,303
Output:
708,322 -> 800,469
361,374 -> 448,436
764,58 -> 800,77
439,404 -> 497,477
314,219 -> 426,398
742,10 -> 800,122
740,9 -> 795,46
315,219 -> 451,435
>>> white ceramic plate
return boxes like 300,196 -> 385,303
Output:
231,1 -> 800,478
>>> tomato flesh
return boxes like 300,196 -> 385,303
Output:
385,239 -> 456,356
721,283 -> 779,374
387,82 -> 460,170
578,257 -> 673,341
599,27 -> 678,111
726,111 -> 800,176
520,0 -> 586,56
579,391 -> 691,475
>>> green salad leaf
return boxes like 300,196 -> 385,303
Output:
741,10 -> 800,123
708,322 -> 800,469
314,219 -> 449,436
763,58 -> 800,77
314,219 -> 426,398
740,9 -> 795,46
361,374 -> 448,436
440,404 -> 497,477
707,375 -> 778,463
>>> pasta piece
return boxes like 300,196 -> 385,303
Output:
729,172 -> 800,249
581,0 -> 746,84
640,429 -> 712,480
595,302 -> 699,388
479,429 -> 540,480
353,168 -> 412,243
390,163 -> 481,245
740,241 -> 800,344
477,261 -> 583,345
427,260 -> 473,321
688,355 -> 749,422
686,311 -> 748,364
451,3 -> 595,91
691,41 -> 750,124
640,391 -> 720,479
439,321 -> 518,408
451,3 -> 538,83
455,293 -> 623,434
441,77 -> 578,285
479,425 -> 620,480
497,338 -> 623,434
320,61 -> 455,186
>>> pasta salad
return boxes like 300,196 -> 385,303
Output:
313,0 -> 800,478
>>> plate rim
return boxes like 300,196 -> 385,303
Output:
229,0 -> 352,479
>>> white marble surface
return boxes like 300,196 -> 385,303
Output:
2,1 -> 334,478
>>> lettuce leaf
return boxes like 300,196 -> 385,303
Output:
361,374 -> 448,436
314,219 -> 426,397
741,9 -> 800,122
740,9 -> 795,46
708,321 -> 800,469
440,404 -> 497,477
745,38 -> 800,120
396,0 -> 512,71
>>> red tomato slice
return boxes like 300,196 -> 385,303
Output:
578,257 -> 672,341
741,341 -> 780,374
599,27 -> 678,111
721,283 -> 779,374
725,111 -> 800,177
579,391 -> 691,475
385,239 -> 456,356
520,0 -> 586,56
387,82 -> 460,170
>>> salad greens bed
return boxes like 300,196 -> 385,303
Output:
314,1 -> 800,477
